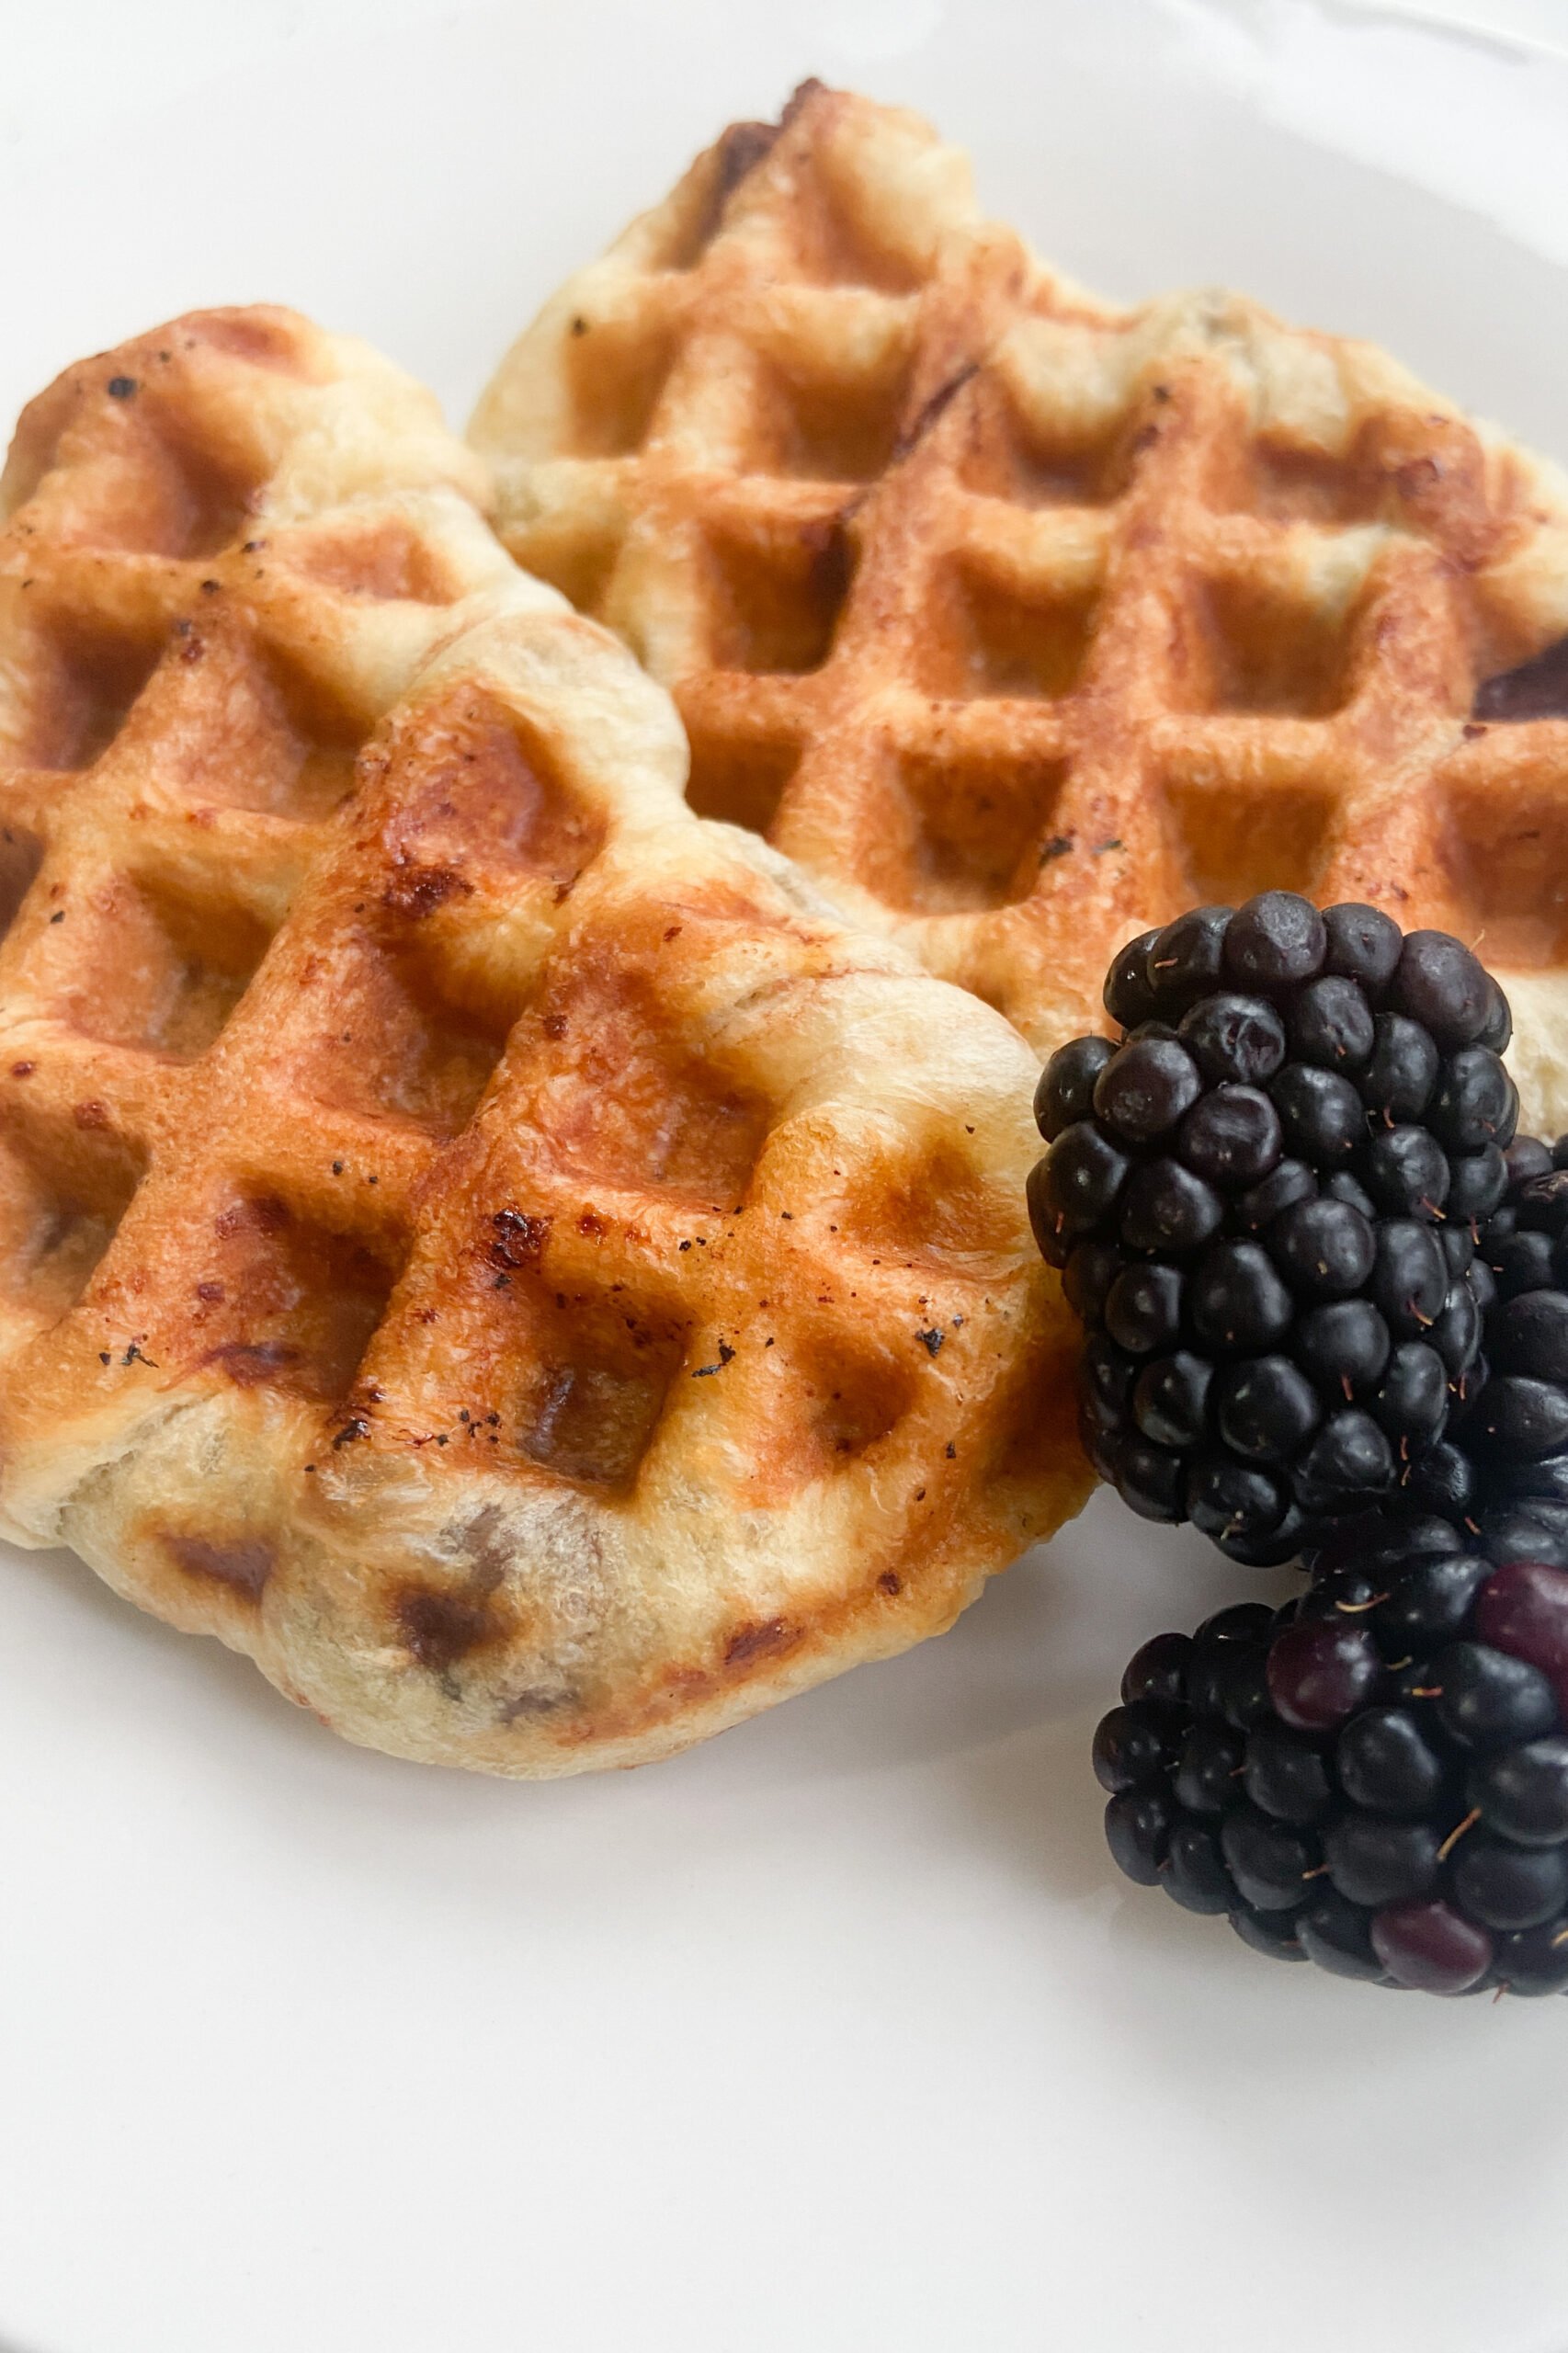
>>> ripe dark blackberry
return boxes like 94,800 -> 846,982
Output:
1030,893 -> 1502,1563
1469,1143 -> 1568,1564
1093,1518 -> 1568,1995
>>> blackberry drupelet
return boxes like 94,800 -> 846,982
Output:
1465,1143 -> 1568,1566
1092,1516 -> 1568,1995
1031,893 -> 1507,1563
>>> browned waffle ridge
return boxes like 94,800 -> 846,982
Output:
472,80 -> 1568,1133
0,306 -> 1086,1774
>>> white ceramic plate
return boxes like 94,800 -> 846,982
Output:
5,6 -> 1568,2348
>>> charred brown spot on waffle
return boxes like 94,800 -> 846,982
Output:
395,1583 -> 498,1672
665,116 -> 783,273
162,1530 -> 275,1603
488,1208 -> 550,1270
476,83 -> 1568,1062
722,1615 -> 798,1668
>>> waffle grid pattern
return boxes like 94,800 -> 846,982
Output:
0,308 -> 510,1381
474,82 -> 1568,1126
0,306 -> 1085,1774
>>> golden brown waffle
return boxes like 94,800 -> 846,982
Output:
0,309 -> 1085,1775
472,80 -> 1568,1134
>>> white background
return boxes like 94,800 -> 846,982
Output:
3,5 -> 1568,2349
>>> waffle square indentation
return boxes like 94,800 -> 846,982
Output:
389,689 -> 607,890
562,311 -> 678,460
1445,773 -> 1568,967
1184,574 -> 1357,718
793,1333 -> 915,1473
299,930 -> 513,1140
23,617 -> 165,771
756,355 -> 910,484
700,519 -> 855,676
683,729 -> 800,835
0,1118 -> 144,1327
523,972 -> 772,1209
63,871 -> 277,1063
961,372 -> 1135,510
1165,774 -> 1335,906
0,826 -> 43,945
195,1190 -> 398,1402
926,555 -> 1099,700
869,743 -> 1069,914
515,1286 -> 688,1491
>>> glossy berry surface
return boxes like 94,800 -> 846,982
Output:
1473,1558 -> 1568,1712
1370,1900 -> 1493,1995
1092,1511 -> 1568,1999
1032,894 -> 1498,1564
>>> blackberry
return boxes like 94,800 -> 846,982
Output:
1234,1158 -> 1315,1233
1177,1086 -> 1281,1188
1034,1035 -> 1115,1139
1119,1159 -> 1224,1254
1323,902 -> 1403,990
1223,892 -> 1326,991
1361,1014 -> 1439,1122
1093,1516 -> 1568,1996
1131,1352 -> 1212,1449
1288,975 -> 1376,1070
1104,1261 -> 1183,1355
1214,1356 -> 1319,1461
1471,1147 -> 1568,1561
1092,1037 -> 1202,1142
1187,1242 -> 1294,1356
1030,894 -> 1500,1563
1267,1197 -> 1375,1294
1271,1064 -> 1364,1165
1178,994 -> 1287,1086
1391,932 -> 1493,1048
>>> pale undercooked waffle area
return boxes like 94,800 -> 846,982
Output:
0,306 -> 1086,1775
472,81 -> 1568,1129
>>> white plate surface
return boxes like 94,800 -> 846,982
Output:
4,6 -> 1568,2349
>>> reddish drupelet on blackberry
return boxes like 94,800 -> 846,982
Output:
1031,893 -> 1513,1562
1094,1516 -> 1568,1996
